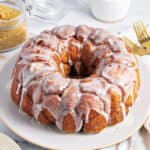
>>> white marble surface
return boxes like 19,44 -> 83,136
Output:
0,0 -> 150,149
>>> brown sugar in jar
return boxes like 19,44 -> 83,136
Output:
0,0 -> 27,52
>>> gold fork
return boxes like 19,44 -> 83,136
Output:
122,36 -> 150,56
133,20 -> 150,49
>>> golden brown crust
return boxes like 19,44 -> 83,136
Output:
125,96 -> 132,107
43,108 -> 56,123
61,50 -> 69,64
62,113 -> 76,133
109,91 -> 123,125
38,111 -> 50,125
83,110 -> 107,133
11,76 -> 20,105
110,105 -> 123,125
81,42 -> 93,67
62,64 -> 70,77
53,53 -> 61,66
68,39 -> 79,65
11,64 -> 26,105
21,94 -> 33,116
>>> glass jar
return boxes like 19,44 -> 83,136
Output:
0,0 -> 27,52
25,0 -> 66,23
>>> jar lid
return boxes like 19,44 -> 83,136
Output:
25,0 -> 67,23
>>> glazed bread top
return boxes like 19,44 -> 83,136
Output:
12,25 -> 139,132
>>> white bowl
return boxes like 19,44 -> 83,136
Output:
90,0 -> 131,22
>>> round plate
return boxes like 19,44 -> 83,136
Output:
0,55 -> 149,150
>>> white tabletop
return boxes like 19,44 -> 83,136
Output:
0,0 -> 150,149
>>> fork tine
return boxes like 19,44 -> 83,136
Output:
139,20 -> 150,40
133,22 -> 142,42
138,20 -> 146,42
134,20 -> 150,43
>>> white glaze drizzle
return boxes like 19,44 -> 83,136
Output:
33,104 -> 43,120
42,94 -> 61,119
41,72 -> 70,94
16,83 -> 21,95
120,102 -> 126,120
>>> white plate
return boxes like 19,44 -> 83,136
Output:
0,55 -> 150,150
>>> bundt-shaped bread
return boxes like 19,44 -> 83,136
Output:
11,25 -> 140,133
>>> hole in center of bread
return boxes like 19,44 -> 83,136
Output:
68,65 -> 89,79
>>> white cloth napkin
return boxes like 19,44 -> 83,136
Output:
140,55 -> 150,133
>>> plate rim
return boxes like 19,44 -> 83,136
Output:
0,107 -> 149,150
